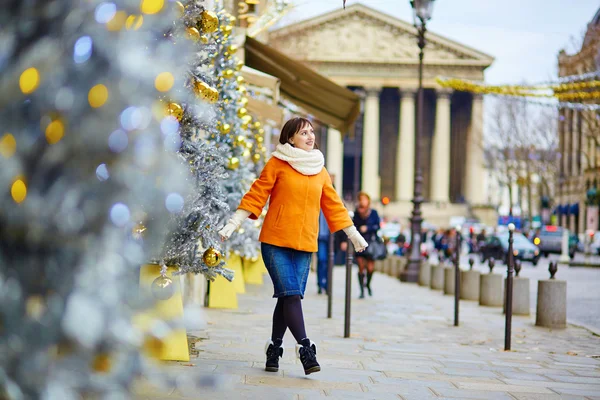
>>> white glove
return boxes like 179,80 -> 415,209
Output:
218,209 -> 251,240
343,225 -> 369,252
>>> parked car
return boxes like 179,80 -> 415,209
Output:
479,232 -> 541,266
531,226 -> 578,258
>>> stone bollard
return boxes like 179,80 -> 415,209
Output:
503,261 -> 530,315
460,258 -> 480,301
479,258 -> 503,307
389,257 -> 399,278
418,261 -> 431,286
444,265 -> 456,295
381,257 -> 390,275
536,262 -> 567,328
430,263 -> 445,290
398,257 -> 408,276
375,259 -> 384,273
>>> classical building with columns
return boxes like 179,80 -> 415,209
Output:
267,4 -> 495,226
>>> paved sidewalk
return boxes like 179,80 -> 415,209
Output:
135,266 -> 600,400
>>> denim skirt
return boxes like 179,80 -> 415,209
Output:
261,242 -> 312,298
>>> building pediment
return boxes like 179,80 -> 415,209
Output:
268,3 -> 494,68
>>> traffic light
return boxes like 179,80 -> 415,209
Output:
381,196 -> 390,206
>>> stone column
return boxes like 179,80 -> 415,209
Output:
465,94 -> 486,205
396,89 -> 416,201
326,127 -> 344,196
362,87 -> 381,200
430,89 -> 452,203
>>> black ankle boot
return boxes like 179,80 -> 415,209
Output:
366,271 -> 374,296
358,272 -> 365,299
296,338 -> 320,375
265,338 -> 283,372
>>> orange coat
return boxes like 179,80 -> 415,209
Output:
238,157 -> 352,252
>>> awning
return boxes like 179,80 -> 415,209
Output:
240,66 -> 283,125
243,36 -> 361,135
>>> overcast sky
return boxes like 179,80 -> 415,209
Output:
276,0 -> 600,84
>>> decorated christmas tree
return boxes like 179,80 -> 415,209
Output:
0,0 -> 205,397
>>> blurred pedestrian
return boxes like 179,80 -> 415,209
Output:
219,117 -> 368,375
316,210 -> 329,294
353,192 -> 381,298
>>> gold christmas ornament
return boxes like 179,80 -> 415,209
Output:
227,45 -> 239,54
92,353 -> 112,373
245,141 -> 253,150
151,275 -> 174,300
220,25 -> 233,35
256,136 -> 264,143
222,69 -> 234,79
252,153 -> 261,162
253,121 -> 261,129
242,149 -> 250,158
207,87 -> 219,103
235,60 -> 244,71
237,107 -> 248,117
239,97 -> 248,105
241,115 -> 252,125
202,247 -> 222,267
201,10 -> 219,33
236,135 -> 246,145
258,128 -> 265,135
220,123 -> 231,134
186,27 -> 201,41
174,1 -> 185,16
143,336 -> 165,359
200,34 -> 209,44
166,102 -> 183,120
237,85 -> 247,94
236,75 -> 245,85
228,156 -> 240,170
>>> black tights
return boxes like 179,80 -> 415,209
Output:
271,295 -> 306,343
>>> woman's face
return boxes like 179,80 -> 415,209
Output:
358,195 -> 370,209
289,123 -> 315,151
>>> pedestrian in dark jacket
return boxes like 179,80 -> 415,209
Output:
316,211 -> 330,294
352,191 -> 381,298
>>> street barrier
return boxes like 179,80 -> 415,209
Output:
460,259 -> 480,301
444,266 -> 456,295
453,231 -> 462,326
327,233 -> 334,319
344,240 -> 354,338
536,262 -> 567,329
479,258 -> 503,307
504,224 -> 516,351
430,263 -> 445,290
503,260 -> 530,316
418,261 -> 431,286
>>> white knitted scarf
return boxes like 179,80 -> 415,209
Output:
271,143 -> 324,176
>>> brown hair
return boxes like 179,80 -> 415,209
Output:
278,117 -> 317,148
357,191 -> 371,203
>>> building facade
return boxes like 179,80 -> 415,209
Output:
266,4 -> 495,226
557,8 -> 600,235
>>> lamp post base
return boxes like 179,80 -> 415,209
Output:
400,258 -> 420,282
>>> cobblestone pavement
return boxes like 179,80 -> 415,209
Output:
134,265 -> 600,400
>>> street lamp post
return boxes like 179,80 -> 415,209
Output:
401,0 -> 435,282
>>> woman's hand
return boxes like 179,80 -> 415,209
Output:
218,209 -> 251,241
359,225 -> 367,233
218,223 -> 237,241
342,225 -> 369,252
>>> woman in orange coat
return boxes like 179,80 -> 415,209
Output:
219,117 -> 368,376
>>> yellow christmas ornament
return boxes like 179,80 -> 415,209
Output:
227,45 -> 238,54
222,69 -> 234,79
228,157 -> 240,170
220,25 -> 233,35
253,121 -> 261,129
241,115 -> 252,125
207,87 -> 219,103
236,75 -> 245,85
174,1 -> 185,16
151,275 -> 174,300
140,0 -> 164,15
219,123 -> 231,134
92,353 -> 112,373
202,247 -> 222,267
201,10 -> 219,33
186,27 -> 201,41
239,97 -> 248,105
235,135 -> 246,145
200,34 -> 209,44
235,60 -> 244,71
252,153 -> 261,162
237,107 -> 248,117
166,102 -> 184,120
